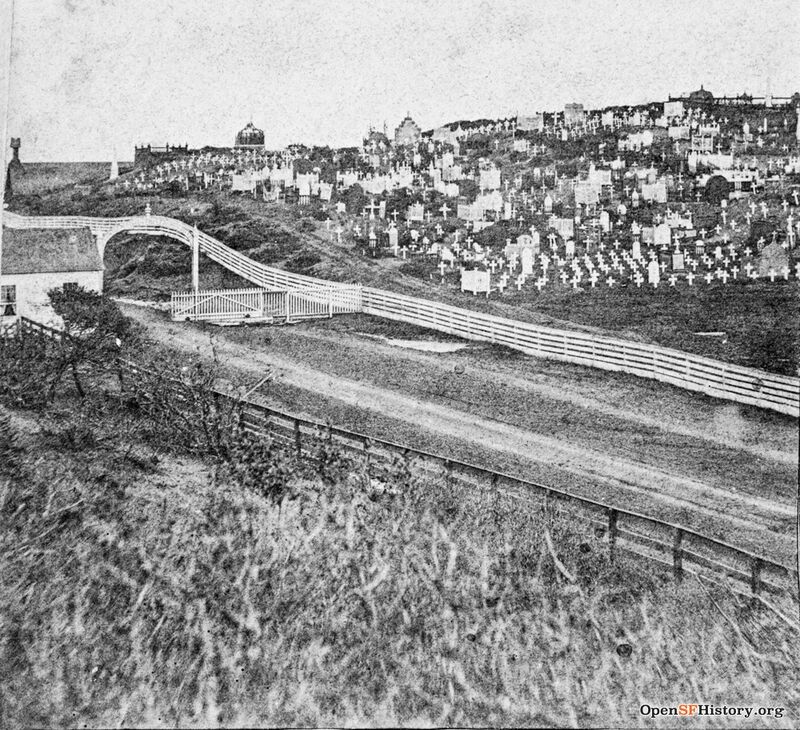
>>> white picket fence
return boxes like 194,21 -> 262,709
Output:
4,211 -> 798,416
171,286 -> 362,323
361,287 -> 800,417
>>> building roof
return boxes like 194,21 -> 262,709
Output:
1,227 -> 103,275
365,129 -> 390,146
689,86 -> 714,102
235,121 -> 265,147
396,115 -> 421,129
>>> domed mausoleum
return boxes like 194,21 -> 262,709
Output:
235,121 -> 265,148
688,86 -> 714,107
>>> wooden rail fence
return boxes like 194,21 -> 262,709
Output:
6,320 -> 796,604
3,211 -> 798,416
361,287 -> 800,417
234,400 -> 797,603
112,354 -> 798,605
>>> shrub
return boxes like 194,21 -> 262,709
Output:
48,286 -> 136,398
223,428 -> 294,501
0,332 -> 54,408
399,258 -> 434,279
296,217 -> 317,233
285,250 -> 322,274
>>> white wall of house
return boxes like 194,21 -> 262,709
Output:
0,270 -> 103,328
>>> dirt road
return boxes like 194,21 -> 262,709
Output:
121,304 -> 798,563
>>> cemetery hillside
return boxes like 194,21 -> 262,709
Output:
6,104 -> 800,376
2,90 -> 800,727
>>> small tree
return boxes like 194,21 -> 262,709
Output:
47,285 -> 135,398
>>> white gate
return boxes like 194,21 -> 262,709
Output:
171,285 -> 362,325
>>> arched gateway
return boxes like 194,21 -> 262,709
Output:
1,211 -> 364,319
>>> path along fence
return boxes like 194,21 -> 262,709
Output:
3,211 -> 798,416
7,317 -> 798,607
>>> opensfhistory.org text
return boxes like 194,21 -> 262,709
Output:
640,704 -> 786,719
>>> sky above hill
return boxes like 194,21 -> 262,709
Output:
3,0 -> 798,161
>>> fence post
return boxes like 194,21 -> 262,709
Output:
285,291 -> 291,324
328,288 -> 333,318
294,418 -> 302,458
672,528 -> 684,582
489,471 -> 499,511
608,508 -> 618,562
750,556 -> 763,595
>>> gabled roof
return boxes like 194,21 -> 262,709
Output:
1,227 -> 103,275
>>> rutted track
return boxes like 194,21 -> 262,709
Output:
121,304 -> 798,565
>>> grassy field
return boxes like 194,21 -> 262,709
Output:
464,276 -> 799,374
1,369 -> 799,727
6,162 -> 122,196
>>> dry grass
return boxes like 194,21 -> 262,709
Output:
1,390 -> 798,728
7,162 -> 111,196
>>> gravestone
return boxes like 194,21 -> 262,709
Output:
461,269 -> 491,296
407,203 -> 425,222
671,247 -> 685,271
387,227 -> 399,253
647,258 -> 661,286
520,247 -> 534,275
654,223 -> 671,249
530,230 -> 541,254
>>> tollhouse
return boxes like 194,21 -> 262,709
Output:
0,226 -> 103,328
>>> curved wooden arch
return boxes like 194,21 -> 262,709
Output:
94,216 -> 194,259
